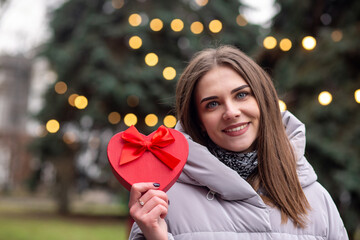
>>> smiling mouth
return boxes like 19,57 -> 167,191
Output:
223,123 -> 249,132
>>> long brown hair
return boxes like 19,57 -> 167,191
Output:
175,45 -> 310,228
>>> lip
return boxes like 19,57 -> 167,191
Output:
222,122 -> 250,136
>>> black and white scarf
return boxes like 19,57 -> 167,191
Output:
207,140 -> 258,180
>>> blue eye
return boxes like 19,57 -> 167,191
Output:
236,92 -> 248,99
206,101 -> 219,109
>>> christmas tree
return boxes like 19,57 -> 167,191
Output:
256,0 -> 360,236
32,0 -> 260,214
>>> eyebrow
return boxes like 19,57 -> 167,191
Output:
200,84 -> 250,104
231,85 -> 250,94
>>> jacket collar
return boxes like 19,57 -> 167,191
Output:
175,111 -> 317,206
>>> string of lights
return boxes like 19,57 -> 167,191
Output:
44,0 -> 358,135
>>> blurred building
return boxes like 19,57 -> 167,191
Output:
0,55 -> 32,191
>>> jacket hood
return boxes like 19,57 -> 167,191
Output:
175,111 -> 317,206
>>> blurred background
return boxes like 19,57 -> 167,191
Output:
0,0 -> 359,239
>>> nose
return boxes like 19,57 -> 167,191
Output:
222,102 -> 241,120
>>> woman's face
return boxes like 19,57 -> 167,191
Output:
195,65 -> 260,153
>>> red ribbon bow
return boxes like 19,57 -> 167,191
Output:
119,125 -> 181,170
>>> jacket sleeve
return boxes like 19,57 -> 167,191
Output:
128,222 -> 175,240
322,189 -> 349,240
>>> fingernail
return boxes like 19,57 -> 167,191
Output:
153,183 -> 160,187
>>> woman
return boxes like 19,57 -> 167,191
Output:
128,45 -> 348,239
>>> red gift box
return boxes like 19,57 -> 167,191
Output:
107,125 -> 188,192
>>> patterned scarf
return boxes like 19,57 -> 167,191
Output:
207,140 -> 258,180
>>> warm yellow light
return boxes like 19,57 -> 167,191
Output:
112,0 -> 124,9
68,94 -> 79,107
127,95 -> 139,107
74,95 -> 88,109
209,20 -> 222,33
318,91 -> 332,105
355,89 -> 360,104
63,131 -> 77,144
195,0 -> 208,6
46,119 -> 60,133
145,53 -> 159,66
236,14 -> 248,26
279,100 -> 287,112
150,18 -> 163,31
171,19 -> 184,32
263,36 -> 277,49
54,81 -> 67,94
145,114 -> 158,127
128,13 -> 142,27
190,21 -> 204,34
124,113 -> 138,126
163,115 -> 177,128
302,36 -> 316,50
108,112 -> 121,124
331,30 -> 343,42
279,38 -> 292,51
163,67 -> 176,80
129,36 -> 142,49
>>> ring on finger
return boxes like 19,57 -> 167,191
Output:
138,199 -> 145,206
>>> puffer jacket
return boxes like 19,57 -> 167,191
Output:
129,111 -> 348,240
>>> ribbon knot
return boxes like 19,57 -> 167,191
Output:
119,125 -> 181,170
144,140 -> 152,150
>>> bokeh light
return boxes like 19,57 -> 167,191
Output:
108,112 -> 121,124
35,125 -> 47,137
150,18 -> 163,31
236,14 -> 248,26
190,21 -> 204,34
124,113 -> 138,126
279,38 -> 292,51
54,81 -> 67,94
112,0 -> 124,9
195,0 -> 208,6
163,115 -> 177,128
145,114 -> 158,127
209,20 -> 222,33
128,13 -> 142,27
63,131 -> 77,144
129,36 -> 142,49
145,53 -> 159,66
163,67 -> 176,80
46,119 -> 60,133
331,30 -> 343,42
68,93 -> 79,107
302,36 -> 316,50
279,100 -> 287,112
171,19 -> 184,32
74,95 -> 88,109
318,91 -> 332,105
263,36 -> 277,49
355,89 -> 360,104
127,95 -> 139,107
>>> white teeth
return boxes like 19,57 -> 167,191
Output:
225,124 -> 248,132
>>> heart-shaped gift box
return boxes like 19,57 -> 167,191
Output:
107,125 -> 188,192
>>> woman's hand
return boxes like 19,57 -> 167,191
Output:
129,182 -> 169,240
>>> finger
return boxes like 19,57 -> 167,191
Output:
147,204 -> 168,220
129,182 -> 160,207
140,195 -> 168,215
140,189 -> 168,207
